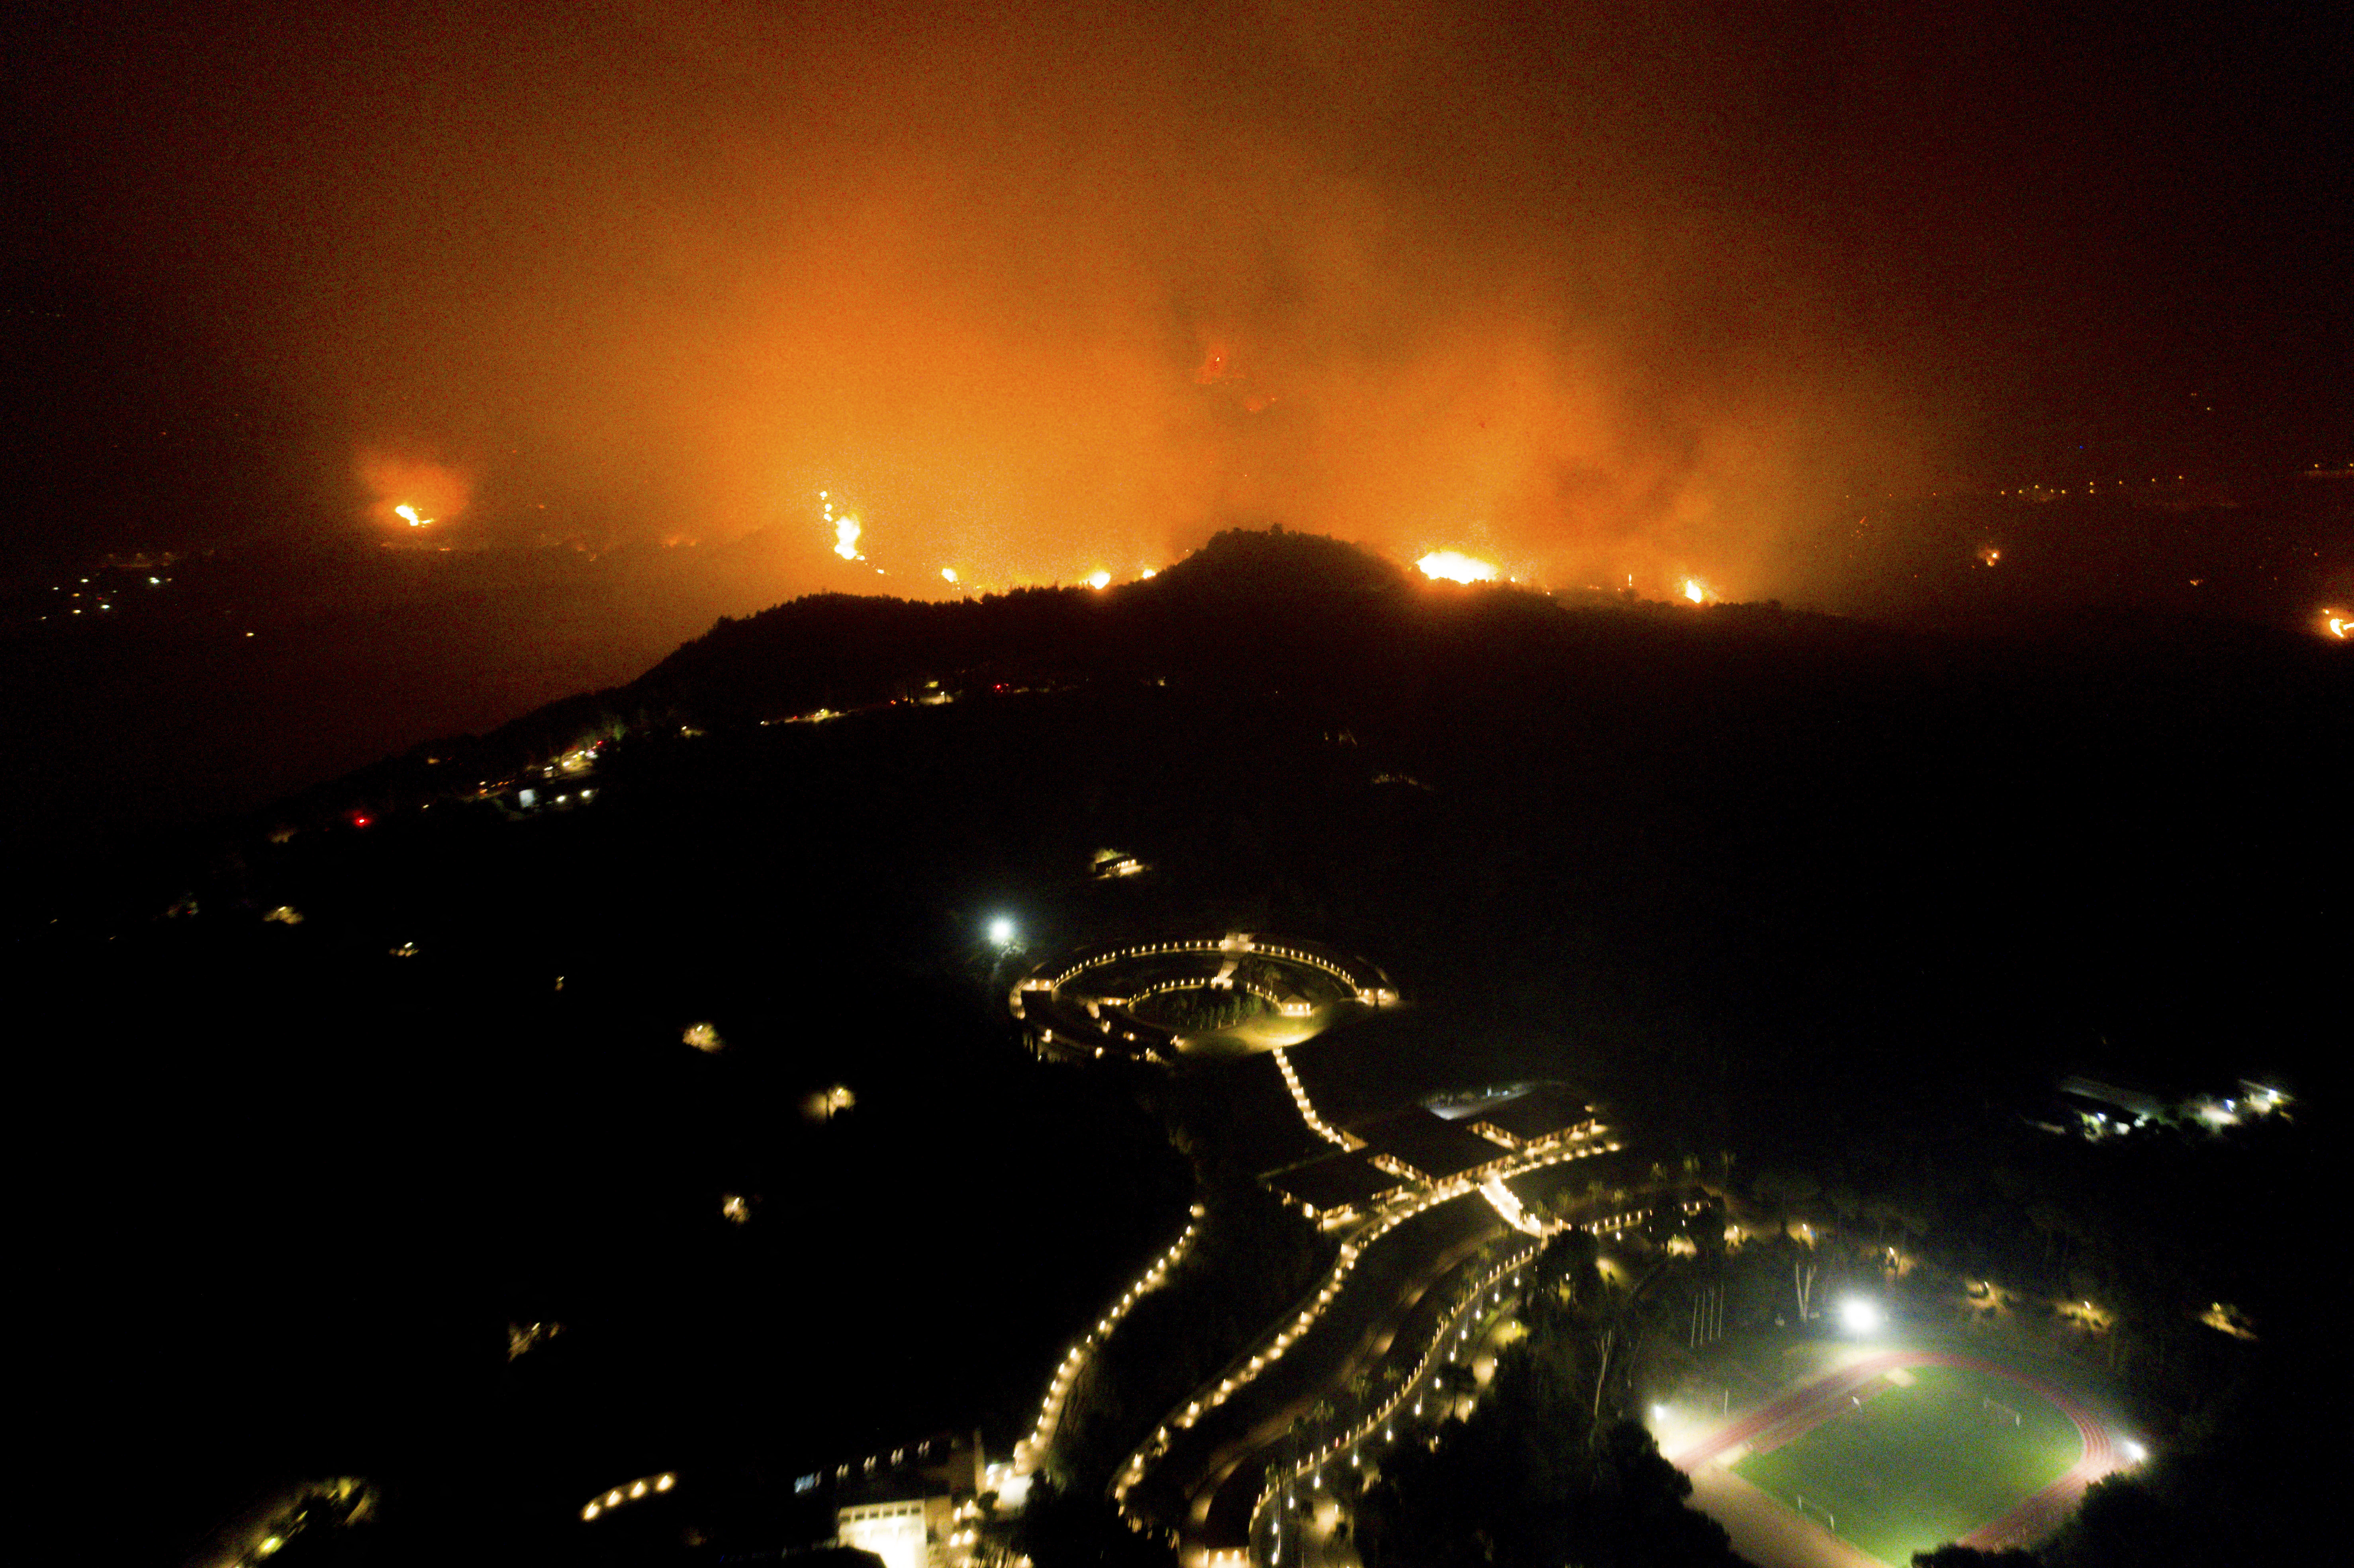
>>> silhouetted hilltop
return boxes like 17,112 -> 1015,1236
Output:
263,524 -> 2350,841
1148,526 -> 1410,599
637,528 -> 1412,719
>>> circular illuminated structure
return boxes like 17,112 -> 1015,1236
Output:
1009,933 -> 1397,1061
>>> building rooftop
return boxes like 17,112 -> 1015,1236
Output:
1263,1151 -> 1404,1212
1467,1084 -> 1592,1145
1347,1106 -> 1512,1182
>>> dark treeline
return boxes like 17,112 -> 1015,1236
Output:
1358,1228 -> 1745,1568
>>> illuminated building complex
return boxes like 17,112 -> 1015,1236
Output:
1009,933 -> 1397,1062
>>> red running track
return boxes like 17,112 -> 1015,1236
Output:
1668,1351 -> 2117,1554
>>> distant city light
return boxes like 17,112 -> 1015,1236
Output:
1416,551 -> 1497,584
1838,1297 -> 1884,1333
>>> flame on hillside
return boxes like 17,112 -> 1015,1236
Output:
822,492 -> 862,561
1417,551 -> 1498,584
358,449 -> 470,538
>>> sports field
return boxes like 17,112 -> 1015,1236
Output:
1731,1364 -> 2081,1565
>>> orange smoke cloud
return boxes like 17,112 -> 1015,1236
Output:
72,1 -> 1970,607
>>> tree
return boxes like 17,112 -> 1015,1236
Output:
1012,1480 -> 1176,1568
1357,1339 -> 1743,1568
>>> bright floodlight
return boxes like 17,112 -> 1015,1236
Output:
1651,1403 -> 1669,1420
988,916 -> 1016,946
1839,1297 -> 1884,1334
2121,1440 -> 2146,1464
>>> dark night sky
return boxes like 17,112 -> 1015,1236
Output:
3,0 -> 2349,848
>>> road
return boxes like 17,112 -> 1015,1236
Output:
1116,1166 -> 1676,1568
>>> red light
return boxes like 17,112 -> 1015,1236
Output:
351,813 -> 373,828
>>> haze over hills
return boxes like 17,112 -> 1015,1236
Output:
3,471 -> 2341,882
59,527 -> 2346,1099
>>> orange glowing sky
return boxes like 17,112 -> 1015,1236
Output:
8,0 -> 2346,616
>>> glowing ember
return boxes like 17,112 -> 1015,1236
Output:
1416,551 -> 1498,584
940,566 -> 959,584
394,504 -> 430,527
1681,578 -> 1707,603
1087,569 -> 1112,589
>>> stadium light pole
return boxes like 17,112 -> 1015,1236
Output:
1838,1297 -> 1884,1335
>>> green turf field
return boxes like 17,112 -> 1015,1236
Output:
1732,1365 -> 2080,1565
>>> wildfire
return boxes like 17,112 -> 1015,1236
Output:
1681,578 -> 1708,604
357,449 -> 470,538
1416,551 -> 1498,584
1087,569 -> 1112,589
822,492 -> 862,560
2325,609 -> 2350,639
1978,545 -> 2001,567
940,567 -> 959,584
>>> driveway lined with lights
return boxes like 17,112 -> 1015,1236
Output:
1118,1171 -> 1674,1565
1246,1245 -> 1544,1568
1124,1190 -> 1506,1554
